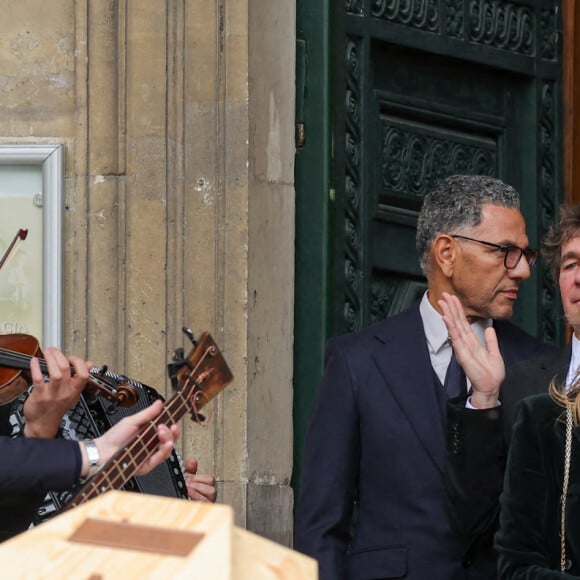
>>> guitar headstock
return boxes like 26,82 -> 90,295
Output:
168,331 -> 233,422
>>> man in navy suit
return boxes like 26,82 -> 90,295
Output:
295,175 -> 552,580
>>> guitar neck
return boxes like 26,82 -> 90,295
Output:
64,395 -> 189,509
62,332 -> 233,511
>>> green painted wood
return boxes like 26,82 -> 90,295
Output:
293,0 -> 565,507
292,0 -> 332,496
333,1 -> 564,344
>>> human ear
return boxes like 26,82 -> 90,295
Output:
431,234 -> 457,278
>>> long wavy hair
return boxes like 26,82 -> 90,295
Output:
549,376 -> 580,426
542,205 -> 580,424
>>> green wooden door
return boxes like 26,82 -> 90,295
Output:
293,0 -> 333,492
293,0 -> 564,492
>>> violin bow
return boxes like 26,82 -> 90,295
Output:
0,228 -> 28,271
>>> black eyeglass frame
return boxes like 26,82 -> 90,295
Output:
451,234 -> 538,269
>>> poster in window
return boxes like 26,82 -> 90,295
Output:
0,194 -> 43,338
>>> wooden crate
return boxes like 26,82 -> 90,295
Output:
0,491 -> 317,579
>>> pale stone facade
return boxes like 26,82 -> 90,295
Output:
0,0 -> 296,544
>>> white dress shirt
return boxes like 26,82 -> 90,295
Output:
419,291 -> 491,396
565,333 -> 580,389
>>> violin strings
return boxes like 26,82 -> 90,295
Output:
0,347 -> 123,396
0,347 -> 81,376
0,347 -> 38,367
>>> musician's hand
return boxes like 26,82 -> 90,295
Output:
23,348 -> 91,438
185,458 -> 217,502
90,400 -> 179,476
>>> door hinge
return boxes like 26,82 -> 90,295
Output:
296,122 -> 306,149
295,38 -> 306,150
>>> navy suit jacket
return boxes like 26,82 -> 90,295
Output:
0,402 -> 81,541
295,301 -> 551,580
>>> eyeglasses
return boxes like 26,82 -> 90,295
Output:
451,234 -> 538,269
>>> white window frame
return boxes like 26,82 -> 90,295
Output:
0,144 -> 64,347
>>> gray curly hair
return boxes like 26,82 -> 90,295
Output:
416,175 -> 521,274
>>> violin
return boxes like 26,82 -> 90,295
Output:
0,334 -> 139,407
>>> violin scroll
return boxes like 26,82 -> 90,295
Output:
88,366 -> 139,407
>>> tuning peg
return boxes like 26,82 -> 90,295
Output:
190,412 -> 206,423
182,327 -> 197,346
172,347 -> 185,361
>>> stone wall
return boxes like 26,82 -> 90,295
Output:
0,0 -> 295,544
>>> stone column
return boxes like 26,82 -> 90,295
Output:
0,0 -> 296,546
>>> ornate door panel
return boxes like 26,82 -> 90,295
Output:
334,0 -> 563,344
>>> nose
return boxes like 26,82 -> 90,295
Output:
508,255 -> 532,280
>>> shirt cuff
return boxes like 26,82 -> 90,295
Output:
466,396 -> 501,409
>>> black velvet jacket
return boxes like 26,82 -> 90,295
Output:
495,393 -> 580,579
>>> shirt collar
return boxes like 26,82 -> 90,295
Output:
419,291 -> 491,354
566,333 -> 580,387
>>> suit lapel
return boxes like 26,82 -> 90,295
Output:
371,304 -> 447,475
